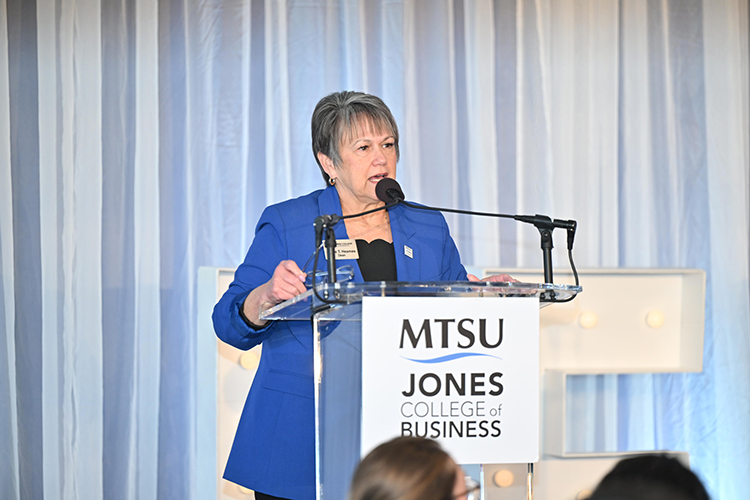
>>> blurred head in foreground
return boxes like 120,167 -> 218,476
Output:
588,454 -> 709,500
348,436 -> 478,500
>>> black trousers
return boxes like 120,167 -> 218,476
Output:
254,492 -> 290,500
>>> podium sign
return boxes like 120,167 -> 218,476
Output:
361,296 -> 540,464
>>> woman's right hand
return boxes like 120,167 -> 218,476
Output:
261,260 -> 308,306
242,260 -> 307,326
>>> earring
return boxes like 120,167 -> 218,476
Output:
329,177 -> 337,186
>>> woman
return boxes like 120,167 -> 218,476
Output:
213,91 -> 501,499
348,436 -> 479,500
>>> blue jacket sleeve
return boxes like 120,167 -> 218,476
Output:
212,205 -> 288,351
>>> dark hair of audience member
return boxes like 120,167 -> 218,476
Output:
588,454 -> 709,500
348,436 -> 458,500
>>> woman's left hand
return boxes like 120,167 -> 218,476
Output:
467,273 -> 517,282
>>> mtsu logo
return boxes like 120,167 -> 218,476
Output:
399,318 -> 504,363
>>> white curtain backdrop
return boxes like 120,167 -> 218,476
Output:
2,0 -> 749,499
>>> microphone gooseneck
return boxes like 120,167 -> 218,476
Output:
370,178 -> 579,299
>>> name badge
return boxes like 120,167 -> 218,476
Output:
328,239 -> 360,260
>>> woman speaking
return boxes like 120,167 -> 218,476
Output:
212,91 -> 504,500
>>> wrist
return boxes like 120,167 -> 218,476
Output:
239,299 -> 267,330
258,301 -> 273,321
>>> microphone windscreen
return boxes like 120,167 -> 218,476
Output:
375,177 -> 404,203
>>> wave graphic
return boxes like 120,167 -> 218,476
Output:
401,353 -> 502,364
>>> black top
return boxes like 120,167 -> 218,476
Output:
355,239 -> 397,282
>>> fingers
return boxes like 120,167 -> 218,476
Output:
467,274 -> 480,282
486,273 -> 518,283
280,260 -> 306,282
266,260 -> 307,304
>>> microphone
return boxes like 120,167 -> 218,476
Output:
313,214 -> 341,255
375,177 -> 405,204
370,178 -> 578,290
314,214 -> 341,243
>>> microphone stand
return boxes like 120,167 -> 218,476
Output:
398,200 -> 577,294
535,218 -> 555,301
311,202 -> 398,305
325,225 -> 337,285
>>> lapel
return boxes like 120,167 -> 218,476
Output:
389,204 -> 419,281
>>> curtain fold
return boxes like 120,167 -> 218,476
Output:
36,0 -> 61,496
0,0 -> 19,497
7,0 -> 44,499
1,0 -> 749,499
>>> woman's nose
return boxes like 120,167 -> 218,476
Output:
372,146 -> 387,164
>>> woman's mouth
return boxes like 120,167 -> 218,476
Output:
369,173 -> 388,182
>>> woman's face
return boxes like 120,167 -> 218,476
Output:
319,121 -> 398,208
453,465 -> 467,500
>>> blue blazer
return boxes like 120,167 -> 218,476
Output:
212,186 -> 467,499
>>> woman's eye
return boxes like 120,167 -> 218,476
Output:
358,145 -> 369,151
383,142 -> 394,149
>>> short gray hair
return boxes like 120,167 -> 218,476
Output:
311,91 -> 400,184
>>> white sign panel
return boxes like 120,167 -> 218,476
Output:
361,296 -> 539,464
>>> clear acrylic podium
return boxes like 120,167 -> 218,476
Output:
261,281 -> 581,500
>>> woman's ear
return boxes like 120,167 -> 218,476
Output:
317,152 -> 336,180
